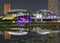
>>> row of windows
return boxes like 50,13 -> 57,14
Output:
48,3 -> 57,7
48,0 -> 56,3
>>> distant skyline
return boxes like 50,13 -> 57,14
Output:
0,0 -> 48,16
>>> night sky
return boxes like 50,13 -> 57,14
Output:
0,0 -> 48,16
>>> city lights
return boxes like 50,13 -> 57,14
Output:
36,14 -> 42,19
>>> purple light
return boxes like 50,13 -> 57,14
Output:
48,16 -> 56,18
16,17 -> 32,28
17,20 -> 29,23
17,17 -> 32,23
18,23 -> 26,28
48,13 -> 57,18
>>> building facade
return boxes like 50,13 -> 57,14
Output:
4,4 -> 11,15
48,0 -> 58,15
48,0 -> 60,16
57,0 -> 60,16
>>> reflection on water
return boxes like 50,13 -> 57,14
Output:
0,30 -> 59,43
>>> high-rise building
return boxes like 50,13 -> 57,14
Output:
57,0 -> 60,16
48,0 -> 58,15
4,4 -> 10,15
48,0 -> 60,16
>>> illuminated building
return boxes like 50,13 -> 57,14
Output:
1,9 -> 30,31
57,0 -> 60,16
2,9 -> 29,20
2,14 -> 16,20
4,4 -> 10,15
48,0 -> 58,15
4,4 -> 11,39
48,0 -> 60,16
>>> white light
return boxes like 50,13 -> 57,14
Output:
58,21 -> 60,22
36,14 -> 42,18
39,32 -> 50,34
8,31 -> 28,35
37,31 -> 50,35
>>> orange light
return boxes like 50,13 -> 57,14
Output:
4,4 -> 10,14
4,31 -> 11,39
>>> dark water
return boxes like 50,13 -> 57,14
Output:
0,31 -> 60,43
